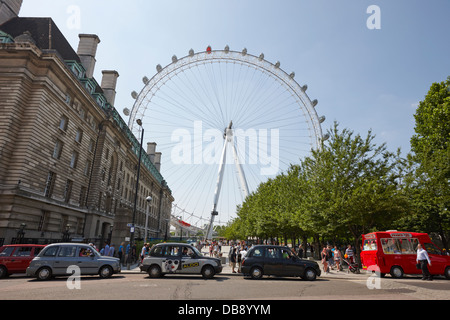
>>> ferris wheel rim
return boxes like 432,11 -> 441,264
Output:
128,47 -> 326,149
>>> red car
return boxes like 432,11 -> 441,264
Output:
0,244 -> 46,278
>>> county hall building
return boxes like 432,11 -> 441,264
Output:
0,0 -> 174,247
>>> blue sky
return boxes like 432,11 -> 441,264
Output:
17,1 -> 450,224
20,0 -> 450,155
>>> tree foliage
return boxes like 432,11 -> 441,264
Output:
224,77 -> 450,252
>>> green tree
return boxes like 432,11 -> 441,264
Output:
407,77 -> 450,249
299,123 -> 409,257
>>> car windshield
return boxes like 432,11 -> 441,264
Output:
191,246 -> 203,257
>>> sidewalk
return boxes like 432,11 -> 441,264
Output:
122,246 -> 369,280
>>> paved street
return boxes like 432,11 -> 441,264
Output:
0,258 -> 448,301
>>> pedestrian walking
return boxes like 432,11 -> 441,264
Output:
333,246 -> 341,271
327,245 -> 334,270
416,243 -> 432,281
108,243 -> 115,257
103,241 -> 110,256
297,245 -> 304,259
230,245 -> 237,273
118,242 -> 125,265
321,247 -> 329,273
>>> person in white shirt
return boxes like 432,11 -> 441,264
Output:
416,243 -> 432,281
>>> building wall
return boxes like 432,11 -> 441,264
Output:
0,38 -> 173,247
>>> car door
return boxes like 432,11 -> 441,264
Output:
160,245 -> 182,274
76,246 -> 99,275
263,247 -> 283,276
9,246 -> 34,273
53,245 -> 78,275
423,243 -> 446,275
0,247 -> 16,272
279,248 -> 304,276
179,246 -> 202,274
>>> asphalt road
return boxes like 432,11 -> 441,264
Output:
0,271 -> 448,301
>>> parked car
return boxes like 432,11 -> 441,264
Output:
0,244 -> 46,278
26,243 -> 121,281
140,243 -> 222,279
241,245 -> 321,281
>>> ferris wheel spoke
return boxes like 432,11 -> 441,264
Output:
128,48 -> 325,232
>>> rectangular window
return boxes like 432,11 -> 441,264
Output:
70,151 -> 79,169
38,211 -> 49,232
59,116 -> 68,131
44,171 -> 56,198
63,180 -> 73,203
12,247 -> 33,257
88,139 -> 95,153
363,239 -> 378,251
84,160 -> 91,176
162,246 -> 180,257
75,129 -> 83,144
265,248 -> 280,259
58,246 -> 77,257
52,139 -> 64,159
381,238 -> 418,255
79,186 -> 87,206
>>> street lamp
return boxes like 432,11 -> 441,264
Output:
130,119 -> 144,247
62,224 -> 71,242
108,225 -> 114,245
144,196 -> 152,243
17,223 -> 26,244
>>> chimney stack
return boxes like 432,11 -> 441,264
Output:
147,142 -> 157,163
0,0 -> 22,25
77,34 -> 100,78
101,70 -> 119,105
154,152 -> 162,172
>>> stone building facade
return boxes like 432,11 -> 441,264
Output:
0,0 -> 174,247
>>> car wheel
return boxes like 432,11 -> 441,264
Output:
99,265 -> 113,279
444,267 -> 450,280
303,268 -> 317,281
250,266 -> 263,280
0,266 -> 8,279
201,265 -> 216,279
148,265 -> 162,278
390,266 -> 404,279
37,267 -> 52,281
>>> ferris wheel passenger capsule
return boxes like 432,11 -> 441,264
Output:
319,116 -> 326,123
275,61 -> 280,69
207,45 -> 212,53
143,76 -> 149,85
301,85 -> 308,92
131,91 -> 138,99
312,99 -> 318,108
172,55 -> 178,63
224,45 -> 230,53
259,53 -> 264,61
156,64 -> 162,73
189,49 -> 195,57
242,48 -> 247,56
289,72 -> 295,79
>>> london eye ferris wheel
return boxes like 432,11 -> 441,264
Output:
125,45 -> 327,239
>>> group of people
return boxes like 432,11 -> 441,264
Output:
228,242 -> 249,273
320,245 -> 355,273
92,241 -> 138,266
